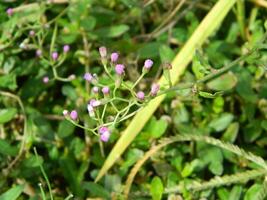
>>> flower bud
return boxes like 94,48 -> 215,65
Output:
36,49 -> 42,57
43,76 -> 49,84
68,74 -> 76,80
136,91 -> 145,101
6,8 -> 13,16
29,30 -> 35,37
115,64 -> 125,75
62,110 -> 69,116
163,62 -> 172,70
92,86 -> 99,94
150,83 -> 160,96
51,52 -> 58,61
90,99 -> 101,107
63,45 -> 70,53
111,52 -> 119,63
99,46 -> 107,58
83,73 -> 93,82
87,104 -> 95,117
102,86 -> 110,95
70,110 -> 78,120
99,126 -> 111,142
144,59 -> 153,70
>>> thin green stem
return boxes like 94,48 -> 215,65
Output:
50,23 -> 58,56
38,183 -> 47,200
64,194 -> 74,200
131,72 -> 146,89
66,118 -> 98,136
34,147 -> 53,200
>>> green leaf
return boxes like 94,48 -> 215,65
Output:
0,139 -> 19,156
243,120 -> 262,143
199,147 -> 223,175
62,85 -> 78,101
181,159 -> 200,177
244,184 -> 262,200
208,113 -> 234,132
0,74 -> 17,90
0,108 -> 17,124
145,117 -> 168,139
209,160 -> 223,175
150,177 -> 164,200
159,45 -> 175,62
138,42 -> 161,58
222,122 -> 239,142
83,182 -> 110,198
80,16 -> 96,31
207,72 -> 237,91
58,120 -> 75,138
94,25 -> 129,38
236,69 -> 257,103
0,185 -> 24,200
199,91 -> 224,99
229,185 -> 243,200
217,188 -> 230,200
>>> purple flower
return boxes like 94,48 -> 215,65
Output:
83,73 -> 93,82
90,99 -> 101,107
92,86 -> 99,94
62,110 -> 69,116
51,52 -> 58,61
43,76 -> 49,84
63,45 -> 70,53
136,91 -> 145,101
6,8 -> 13,16
144,59 -> 153,70
99,46 -> 107,58
150,83 -> 160,96
99,126 -> 111,142
70,110 -> 78,120
102,86 -> 110,95
87,104 -> 94,117
29,30 -> 35,37
36,49 -> 42,57
115,64 -> 125,75
111,52 -> 119,63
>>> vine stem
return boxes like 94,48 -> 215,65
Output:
0,91 -> 28,174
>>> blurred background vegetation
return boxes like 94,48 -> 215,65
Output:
0,0 -> 267,199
